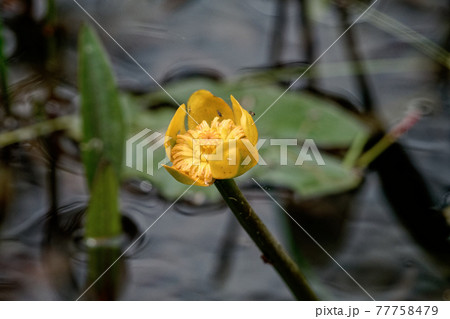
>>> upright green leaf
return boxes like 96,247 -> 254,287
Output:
85,163 -> 121,238
78,25 -> 125,238
78,25 -> 125,188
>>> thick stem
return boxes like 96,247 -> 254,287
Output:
214,178 -> 318,301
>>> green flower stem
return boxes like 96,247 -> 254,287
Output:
342,132 -> 369,169
214,178 -> 318,301
357,110 -> 422,169
356,134 -> 395,169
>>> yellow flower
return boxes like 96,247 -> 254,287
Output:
163,90 -> 259,186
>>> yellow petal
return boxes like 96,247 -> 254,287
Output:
208,140 -> 240,180
165,104 -> 187,160
187,90 -> 234,129
163,165 -> 211,187
230,95 -> 258,146
208,139 -> 258,180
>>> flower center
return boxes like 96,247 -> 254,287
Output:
171,117 -> 245,185
197,129 -> 221,154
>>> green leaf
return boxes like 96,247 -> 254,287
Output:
250,147 -> 361,198
85,163 -> 121,238
234,87 -> 367,148
78,25 -> 126,188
